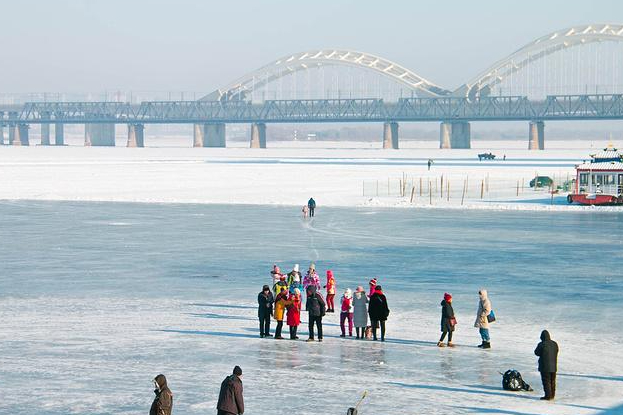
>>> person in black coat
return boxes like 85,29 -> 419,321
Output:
217,366 -> 244,415
437,292 -> 456,347
305,285 -> 326,342
307,198 -> 316,217
534,330 -> 559,400
257,285 -> 274,338
368,285 -> 389,341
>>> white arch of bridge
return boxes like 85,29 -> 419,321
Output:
456,23 -> 623,99
201,49 -> 451,101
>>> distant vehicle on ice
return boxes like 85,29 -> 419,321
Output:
530,176 -> 553,188
567,146 -> 623,205
478,152 -> 496,161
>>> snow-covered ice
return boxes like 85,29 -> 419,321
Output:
1,201 -> 622,414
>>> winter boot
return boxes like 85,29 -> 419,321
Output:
306,338 -> 315,342
437,341 -> 446,347
447,342 -> 455,348
477,341 -> 485,348
482,341 -> 491,349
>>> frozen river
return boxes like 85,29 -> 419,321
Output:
1,201 -> 622,414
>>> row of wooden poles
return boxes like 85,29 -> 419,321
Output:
364,174 -> 530,205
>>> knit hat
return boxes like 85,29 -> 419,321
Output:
309,263 -> 316,271
293,264 -> 299,272
233,366 -> 242,376
355,285 -> 365,293
444,292 -> 452,302
262,285 -> 270,291
369,278 -> 377,286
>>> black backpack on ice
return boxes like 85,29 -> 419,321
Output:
502,369 -> 533,391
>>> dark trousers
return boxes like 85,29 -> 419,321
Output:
275,320 -> 283,338
440,330 -> 453,342
259,314 -> 270,336
308,315 -> 323,339
309,207 -> 315,217
540,372 -> 557,398
217,410 -> 236,415
371,319 -> 385,340
289,325 -> 298,339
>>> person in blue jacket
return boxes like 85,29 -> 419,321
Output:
307,198 -> 316,217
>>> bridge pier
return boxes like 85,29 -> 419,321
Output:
55,123 -> 65,145
41,123 -> 51,145
127,124 -> 144,147
85,123 -> 115,146
383,121 -> 399,149
250,122 -> 266,148
528,121 -> 545,150
0,125 -> 4,145
193,123 -> 226,147
12,123 -> 29,146
440,121 -> 471,149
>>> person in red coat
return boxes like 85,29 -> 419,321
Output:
287,288 -> 302,339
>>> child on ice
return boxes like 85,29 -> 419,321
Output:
324,270 -> 336,312
340,288 -> 355,337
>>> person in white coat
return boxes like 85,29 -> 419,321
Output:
352,286 -> 369,339
474,288 -> 493,349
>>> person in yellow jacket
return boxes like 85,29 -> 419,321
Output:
273,287 -> 292,340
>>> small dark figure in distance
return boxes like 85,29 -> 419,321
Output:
150,374 -> 173,415
427,159 -> 433,171
535,330 -> 559,401
217,366 -> 244,415
257,285 -> 274,338
368,285 -> 390,341
307,197 -> 316,217
306,285 -> 326,342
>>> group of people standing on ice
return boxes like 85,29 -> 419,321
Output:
259,264 -> 389,342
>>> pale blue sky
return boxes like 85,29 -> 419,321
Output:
0,0 -> 621,93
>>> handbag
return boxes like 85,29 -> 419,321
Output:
487,310 -> 496,323
449,317 -> 457,326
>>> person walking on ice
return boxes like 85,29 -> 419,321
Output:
438,292 -> 456,347
307,197 -> 316,217
150,374 -> 173,415
217,366 -> 244,415
535,330 -> 559,401
474,288 -> 493,349
302,205 -> 309,218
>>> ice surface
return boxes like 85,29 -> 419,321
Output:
1,141 -> 622,212
1,201 -> 622,414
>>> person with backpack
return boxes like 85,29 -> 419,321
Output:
438,292 -> 456,347
474,288 -> 492,349
535,330 -> 559,400
305,285 -> 326,342
339,288 -> 355,337
353,285 -> 369,339
368,285 -> 389,341
324,270 -> 336,312
257,285 -> 274,338
307,197 -> 316,217
217,366 -> 244,415
150,374 -> 173,415
287,288 -> 302,340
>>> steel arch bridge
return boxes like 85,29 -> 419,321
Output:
204,23 -> 623,102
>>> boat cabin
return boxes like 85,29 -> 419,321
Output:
569,146 -> 623,205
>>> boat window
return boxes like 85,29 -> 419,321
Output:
595,175 -> 604,185
579,173 -> 588,185
604,174 -> 616,185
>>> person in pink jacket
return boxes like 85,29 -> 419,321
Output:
303,263 -> 321,292
324,270 -> 336,312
